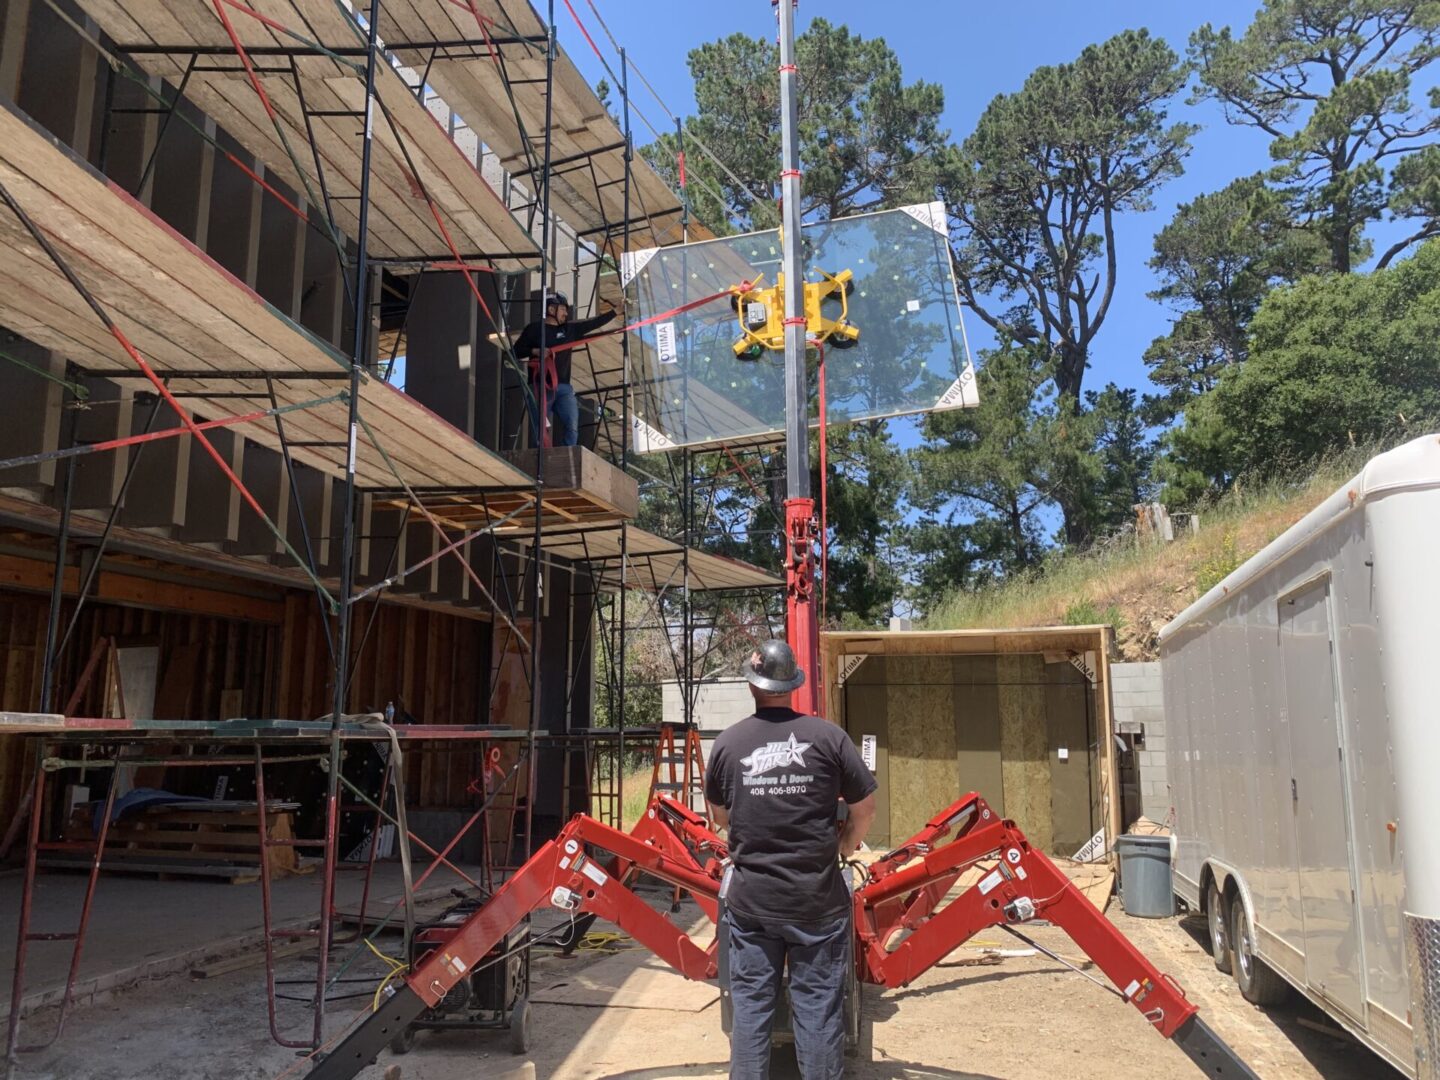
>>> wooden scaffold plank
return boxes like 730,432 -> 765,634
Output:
0,99 -> 531,493
73,0 -> 542,264
377,0 -> 699,253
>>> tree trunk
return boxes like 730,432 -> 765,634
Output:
1051,350 -> 1092,548
1053,435 -> 1092,549
1008,496 -> 1026,565
1057,492 -> 1090,548
1330,194 -> 1352,274
1055,340 -> 1088,401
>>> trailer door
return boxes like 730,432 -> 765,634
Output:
1280,578 -> 1365,1022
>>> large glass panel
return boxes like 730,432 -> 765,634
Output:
621,202 -> 978,451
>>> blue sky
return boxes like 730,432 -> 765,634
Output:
560,0 -> 1264,399
557,0 -> 1421,408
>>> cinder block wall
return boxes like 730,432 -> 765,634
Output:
1111,661 -> 1169,822
662,677 -> 756,763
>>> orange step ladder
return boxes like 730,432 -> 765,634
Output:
647,723 -> 708,817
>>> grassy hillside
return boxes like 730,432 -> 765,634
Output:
923,441 -> 1397,661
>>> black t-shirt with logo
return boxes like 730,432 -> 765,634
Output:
704,708 -> 876,925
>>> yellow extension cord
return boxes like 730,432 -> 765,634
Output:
574,931 -> 633,954
366,939 -> 408,1012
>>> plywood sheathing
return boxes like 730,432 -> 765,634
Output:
1046,662 -> 1101,855
840,660 -> 891,847
72,0 -> 540,264
997,652 -> 1051,853
377,0 -> 699,253
953,656 -> 1004,817
885,654 -> 957,844
0,102 -> 530,494
822,626 -> 1121,859
0,585 -> 497,821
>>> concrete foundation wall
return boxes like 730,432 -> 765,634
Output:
1111,661 -> 1168,822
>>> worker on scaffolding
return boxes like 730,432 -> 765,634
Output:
512,291 -> 619,448
704,640 -> 878,1080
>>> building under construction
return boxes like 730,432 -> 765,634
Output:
0,3 -> 1287,1079
0,0 -> 787,1059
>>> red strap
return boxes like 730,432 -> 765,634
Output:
677,150 -> 687,189
721,445 -> 770,510
541,287 -> 735,356
209,0 -> 279,124
530,354 -> 557,447
783,316 -> 807,326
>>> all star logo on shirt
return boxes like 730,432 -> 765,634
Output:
740,733 -> 811,777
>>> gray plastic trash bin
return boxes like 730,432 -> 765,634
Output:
1116,834 -> 1175,918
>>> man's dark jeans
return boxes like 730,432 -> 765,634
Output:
722,908 -> 849,1080
550,382 -> 579,447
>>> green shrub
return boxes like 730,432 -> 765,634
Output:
1062,599 -> 1125,630
1196,529 -> 1241,594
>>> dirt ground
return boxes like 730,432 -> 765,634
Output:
9,896 -> 1399,1080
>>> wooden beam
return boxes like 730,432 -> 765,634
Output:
0,552 -> 285,622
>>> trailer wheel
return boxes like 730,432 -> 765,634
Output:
1206,879 -> 1232,974
1230,901 -> 1290,1005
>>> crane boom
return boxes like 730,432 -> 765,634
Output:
774,0 -> 822,714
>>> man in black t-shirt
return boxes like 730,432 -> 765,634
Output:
511,292 -> 619,447
704,639 -> 877,1080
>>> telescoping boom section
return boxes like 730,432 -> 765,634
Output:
308,794 -> 1259,1079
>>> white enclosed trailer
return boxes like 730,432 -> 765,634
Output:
1161,434 -> 1440,1079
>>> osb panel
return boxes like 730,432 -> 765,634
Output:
826,632 -> 1119,860
997,653 -> 1051,851
885,654 -> 955,843
842,676 -> 891,849
954,675 -> 1004,815
1046,674 -> 1097,855
840,652 -> 884,686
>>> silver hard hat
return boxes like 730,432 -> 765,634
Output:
545,291 -> 570,309
742,639 -> 805,693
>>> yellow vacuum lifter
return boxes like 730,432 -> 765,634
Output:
730,268 -> 860,360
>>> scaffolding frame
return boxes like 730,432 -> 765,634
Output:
0,0 -> 784,1064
